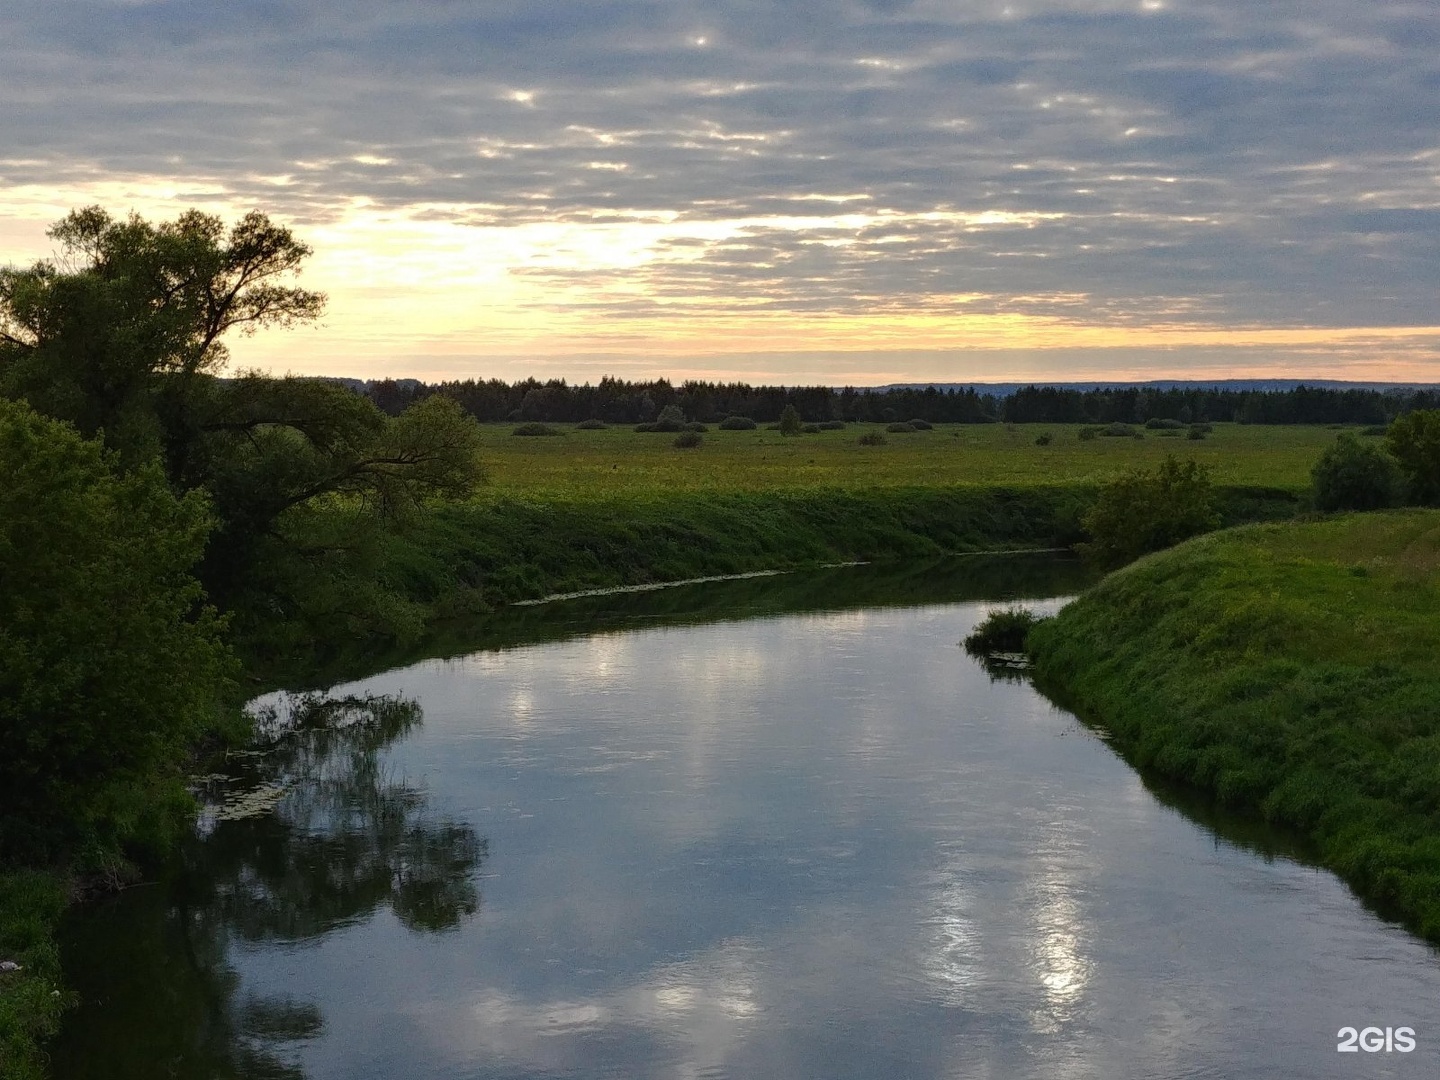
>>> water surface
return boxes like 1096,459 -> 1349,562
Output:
54,558 -> 1440,1078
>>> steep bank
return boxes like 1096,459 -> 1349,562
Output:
1028,510 -> 1440,941
236,482 -> 1298,677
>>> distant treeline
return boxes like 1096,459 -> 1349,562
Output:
360,376 -> 1440,426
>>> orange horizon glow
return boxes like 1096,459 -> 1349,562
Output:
4,179 -> 1440,386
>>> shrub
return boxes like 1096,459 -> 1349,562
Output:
858,431 -> 887,446
818,420 -> 846,430
1361,424 -> 1390,437
1386,410 -> 1440,504
1145,417 -> 1185,430
0,400 -> 235,859
907,418 -> 933,430
1187,425 -> 1208,440
779,404 -> 803,436
718,415 -> 757,430
963,607 -> 1046,657
1079,455 -> 1220,568
1035,433 -> 1053,446
1078,427 -> 1099,441
886,422 -> 917,433
1102,422 -> 1137,437
684,421 -> 709,432
575,418 -> 607,430
673,430 -> 703,449
512,422 -> 562,436
1312,433 -> 1403,511
801,423 -> 822,434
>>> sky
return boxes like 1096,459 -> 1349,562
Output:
2,0 -> 1438,385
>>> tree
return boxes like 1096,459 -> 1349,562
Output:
0,206 -> 324,474
1311,433 -> 1403,511
1386,410 -> 1440,505
779,403 -> 802,435
0,208 -> 486,610
1079,455 -> 1220,568
0,399 -> 234,860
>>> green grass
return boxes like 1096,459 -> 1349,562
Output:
468,421 -> 1339,498
1027,510 -> 1440,940
0,871 -> 69,1080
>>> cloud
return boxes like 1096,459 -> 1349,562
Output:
1,0 -> 1437,378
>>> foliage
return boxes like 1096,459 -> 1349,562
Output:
1035,433 -> 1052,446
858,431 -> 887,446
1079,455 -> 1220,567
1386,409 -> 1440,504
0,209 -> 487,590
512,422 -> 563,436
718,415 -> 757,430
1102,422 -> 1137,437
0,399 -> 235,860
1029,511 -> 1440,941
779,403 -> 803,436
886,422 -> 917,433
1310,433 -> 1403,511
963,607 -> 1047,657
907,418 -> 933,430
673,430 -> 703,448
0,871 -> 69,1080
0,206 -> 324,472
575,418 -> 607,430
1145,417 -> 1185,430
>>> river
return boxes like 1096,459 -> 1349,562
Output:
51,557 -> 1440,1078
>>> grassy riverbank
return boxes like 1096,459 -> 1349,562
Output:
0,873 -> 68,1080
1028,509 -> 1440,941
238,480 -> 1299,679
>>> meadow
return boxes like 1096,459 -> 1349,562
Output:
469,421 -> 1344,498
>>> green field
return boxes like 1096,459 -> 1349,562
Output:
1028,510 -> 1440,941
470,422 -> 1344,498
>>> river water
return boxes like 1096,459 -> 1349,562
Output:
52,558 -> 1440,1078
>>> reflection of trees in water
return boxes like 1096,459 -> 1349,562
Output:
196,693 -> 484,939
54,693 -> 485,1080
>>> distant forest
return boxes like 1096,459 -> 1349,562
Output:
356,377 -> 1440,426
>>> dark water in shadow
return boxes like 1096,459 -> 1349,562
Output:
52,557 -> 1440,1079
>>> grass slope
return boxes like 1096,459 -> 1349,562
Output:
1028,510 -> 1440,940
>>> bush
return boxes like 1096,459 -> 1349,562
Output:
1079,455 -> 1220,568
964,607 -> 1046,657
575,418 -> 607,430
907,418 -> 933,430
1035,433 -> 1052,446
673,430 -> 703,449
1145,418 -> 1185,430
1078,427 -> 1099,441
1311,433 -> 1403,511
1386,410 -> 1440,504
512,422 -> 562,436
779,404 -> 803,436
818,420 -> 846,430
886,422 -> 917,433
0,400 -> 235,859
1102,422 -> 1137,437
801,423 -> 822,434
718,415 -> 757,430
1187,426 -> 1207,440
684,421 -> 709,433
1361,424 -> 1390,437
858,431 -> 887,446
